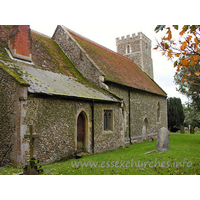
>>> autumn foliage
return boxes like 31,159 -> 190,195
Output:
155,25 -> 200,77
154,25 -> 200,110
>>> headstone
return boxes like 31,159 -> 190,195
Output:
190,126 -> 194,134
156,127 -> 170,152
180,126 -> 185,134
194,127 -> 198,133
23,124 -> 40,175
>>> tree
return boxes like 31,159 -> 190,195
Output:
167,97 -> 185,132
154,25 -> 200,111
174,64 -> 200,110
183,103 -> 200,128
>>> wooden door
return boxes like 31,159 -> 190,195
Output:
77,113 -> 85,152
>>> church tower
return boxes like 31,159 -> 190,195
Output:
116,32 -> 154,79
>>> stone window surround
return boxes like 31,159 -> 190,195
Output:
126,44 -> 131,54
103,109 -> 114,133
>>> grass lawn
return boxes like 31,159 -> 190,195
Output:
1,132 -> 200,175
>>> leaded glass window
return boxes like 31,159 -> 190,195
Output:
104,110 -> 113,131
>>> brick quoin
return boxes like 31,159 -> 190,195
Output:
8,25 -> 32,61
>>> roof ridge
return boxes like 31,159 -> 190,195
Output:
62,25 -> 114,52
63,26 -> 136,62
61,26 -> 167,97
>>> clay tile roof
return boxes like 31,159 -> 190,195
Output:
0,26 -> 119,102
67,29 -> 167,97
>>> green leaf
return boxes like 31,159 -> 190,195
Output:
174,60 -> 178,67
190,25 -> 196,33
173,25 -> 178,30
183,25 -> 189,32
155,25 -> 166,33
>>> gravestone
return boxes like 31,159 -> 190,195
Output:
190,126 -> 194,134
156,127 -> 170,152
194,127 -> 198,133
23,124 -> 40,175
180,126 -> 185,134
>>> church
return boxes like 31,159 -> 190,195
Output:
0,25 -> 167,167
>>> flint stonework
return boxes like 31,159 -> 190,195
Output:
0,25 -> 168,167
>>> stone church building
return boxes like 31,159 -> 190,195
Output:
0,25 -> 167,167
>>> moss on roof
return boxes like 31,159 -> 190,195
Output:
31,31 -> 75,76
0,26 -> 98,86
0,61 -> 30,86
31,31 -> 107,90
0,26 -> 120,101
0,26 -> 100,89
68,29 -> 167,97
14,64 -> 119,102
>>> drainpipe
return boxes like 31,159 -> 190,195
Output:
129,90 -> 132,144
91,100 -> 95,153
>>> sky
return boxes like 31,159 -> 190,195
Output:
2,0 -> 195,105
30,24 -> 189,104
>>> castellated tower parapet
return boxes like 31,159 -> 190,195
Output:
116,32 -> 154,79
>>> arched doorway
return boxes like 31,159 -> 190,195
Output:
77,112 -> 85,152
142,118 -> 148,140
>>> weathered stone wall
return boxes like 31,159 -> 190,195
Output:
0,63 -> 166,167
130,90 -> 167,138
53,26 -> 107,88
0,64 -> 124,167
0,68 -> 26,166
116,32 -> 154,79
22,97 -> 89,165
107,82 -> 167,144
94,103 -> 124,153
22,96 -> 123,165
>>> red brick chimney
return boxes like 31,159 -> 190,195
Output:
8,25 -> 32,62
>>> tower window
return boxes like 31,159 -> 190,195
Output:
127,45 -> 131,54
